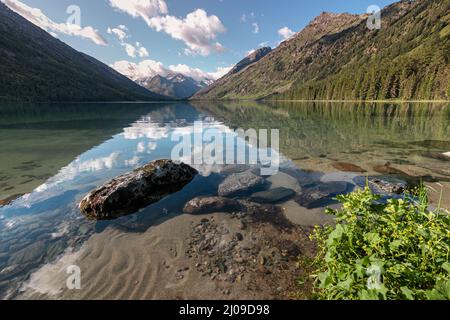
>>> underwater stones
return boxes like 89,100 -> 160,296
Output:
219,164 -> 252,176
183,197 -> 243,215
295,182 -> 350,209
353,176 -> 408,195
373,163 -> 408,175
250,187 -> 295,204
420,152 -> 450,162
279,167 -> 322,188
8,241 -> 47,265
331,162 -> 366,173
79,160 -> 198,220
218,171 -> 267,198
411,140 -> 450,149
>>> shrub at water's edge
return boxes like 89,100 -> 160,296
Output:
310,186 -> 450,300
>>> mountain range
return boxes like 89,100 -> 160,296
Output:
1,0 -> 448,103
137,73 -> 212,100
0,2 -> 165,102
193,46 -> 272,99
192,0 -> 450,101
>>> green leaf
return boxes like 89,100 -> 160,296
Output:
365,232 -> 381,246
401,287 -> 414,300
389,240 -> 402,251
318,272 -> 331,288
359,289 -> 381,301
442,262 -> 450,274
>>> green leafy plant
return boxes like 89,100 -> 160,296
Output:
311,186 -> 450,300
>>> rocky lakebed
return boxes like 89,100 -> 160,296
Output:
9,158 -> 434,300
1,102 -> 449,300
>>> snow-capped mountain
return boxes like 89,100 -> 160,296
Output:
137,73 -> 212,100
111,61 -> 218,99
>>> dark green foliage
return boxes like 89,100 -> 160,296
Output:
278,0 -> 450,101
312,186 -> 450,300
0,3 -> 164,102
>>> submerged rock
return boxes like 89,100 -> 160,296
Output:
219,164 -> 252,175
353,176 -> 408,195
295,182 -> 350,209
79,160 -> 198,220
250,187 -> 295,204
183,197 -> 243,215
279,167 -> 323,187
411,140 -> 450,149
373,163 -> 408,175
331,162 -> 366,173
8,241 -> 47,265
218,171 -> 267,198
420,151 -> 450,162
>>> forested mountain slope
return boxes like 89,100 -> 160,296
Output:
193,0 -> 450,101
0,2 -> 165,102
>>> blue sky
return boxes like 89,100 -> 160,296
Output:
3,0 -> 396,80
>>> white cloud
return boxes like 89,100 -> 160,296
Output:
2,0 -> 107,45
252,22 -> 259,34
207,66 -> 233,81
241,12 -> 255,23
278,27 -> 296,40
111,60 -> 166,80
138,46 -> 149,58
147,9 -> 226,56
246,49 -> 256,56
111,60 -> 232,82
108,0 -> 168,22
107,25 -> 128,40
241,12 -> 259,35
107,24 -> 149,58
124,43 -> 137,57
169,64 -> 231,82
107,1 -> 226,56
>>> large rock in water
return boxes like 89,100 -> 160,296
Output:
218,171 -> 267,198
79,160 -> 198,220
